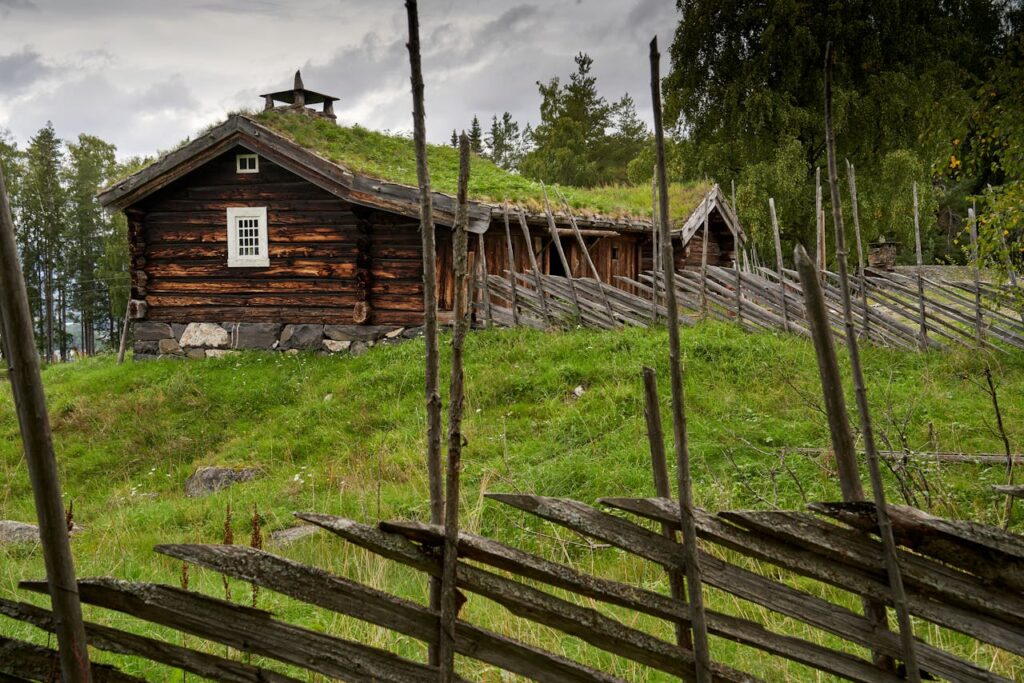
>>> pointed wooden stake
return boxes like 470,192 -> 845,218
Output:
651,35 -> 712,683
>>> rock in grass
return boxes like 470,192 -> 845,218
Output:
0,521 -> 42,544
184,467 -> 260,498
267,525 -> 320,546
0,520 -> 82,545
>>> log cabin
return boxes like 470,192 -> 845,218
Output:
99,73 -> 744,357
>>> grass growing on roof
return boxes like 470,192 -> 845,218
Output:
1,324 -> 1022,679
256,110 -> 710,222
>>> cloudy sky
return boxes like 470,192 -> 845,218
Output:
0,0 -> 678,159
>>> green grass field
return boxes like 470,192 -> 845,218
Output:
1,323 -> 1022,680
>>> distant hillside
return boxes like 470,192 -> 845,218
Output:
1,325 -> 1021,680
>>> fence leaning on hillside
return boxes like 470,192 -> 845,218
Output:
475,203 -> 1024,353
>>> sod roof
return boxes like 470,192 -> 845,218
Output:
256,110 -> 710,225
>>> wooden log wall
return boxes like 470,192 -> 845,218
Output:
131,147 -> 425,325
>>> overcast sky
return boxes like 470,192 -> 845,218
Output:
0,0 -> 678,160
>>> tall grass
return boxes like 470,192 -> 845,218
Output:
1,324 -> 1021,679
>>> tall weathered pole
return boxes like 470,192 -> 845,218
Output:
846,160 -> 871,339
0,158 -> 92,682
912,182 -> 928,350
405,0 -> 444,665
769,198 -> 791,333
439,133 -> 471,682
968,207 -> 983,348
651,35 -> 712,683
824,42 -> 921,682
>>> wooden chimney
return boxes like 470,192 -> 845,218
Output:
261,70 -> 338,119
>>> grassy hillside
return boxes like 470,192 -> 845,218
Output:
1,324 -> 1022,680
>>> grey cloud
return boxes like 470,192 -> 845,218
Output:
0,0 -> 36,12
0,48 -> 52,95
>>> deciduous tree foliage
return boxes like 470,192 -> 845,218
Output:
663,0 -> 1017,261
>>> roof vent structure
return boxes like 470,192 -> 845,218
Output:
261,70 -> 338,119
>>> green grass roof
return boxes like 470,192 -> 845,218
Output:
256,110 -> 709,223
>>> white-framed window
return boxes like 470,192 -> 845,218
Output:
226,207 -> 269,267
236,153 -> 259,173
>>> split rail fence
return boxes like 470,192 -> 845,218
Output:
477,256 -> 1024,353
2,493 -> 1023,681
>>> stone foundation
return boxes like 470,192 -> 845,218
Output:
132,322 -> 423,361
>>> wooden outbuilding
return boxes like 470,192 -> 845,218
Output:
99,75 -> 744,356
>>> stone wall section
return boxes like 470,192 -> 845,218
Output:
132,321 -> 423,361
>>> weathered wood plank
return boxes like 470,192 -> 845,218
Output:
485,494 -> 1006,683
20,578 -> 448,683
0,636 -> 142,683
298,513 -> 756,683
0,598 -> 301,683
155,543 -> 621,683
379,520 -> 901,683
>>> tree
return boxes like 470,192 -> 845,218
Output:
65,134 -> 117,356
662,0 -> 1011,258
20,122 -> 68,360
519,52 -> 648,186
450,129 -> 458,148
484,112 -> 527,171
468,116 -> 483,154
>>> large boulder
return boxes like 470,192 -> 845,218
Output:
184,466 -> 260,498
280,324 -> 324,350
134,322 -> 174,341
230,323 -> 282,350
179,323 -> 229,349
323,325 -> 398,342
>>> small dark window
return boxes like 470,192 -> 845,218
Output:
236,154 -> 259,173
611,246 -> 620,260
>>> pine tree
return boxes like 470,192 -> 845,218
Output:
21,122 -> 67,360
450,129 -> 458,148
485,112 -> 526,171
66,134 -> 117,356
469,116 -> 483,154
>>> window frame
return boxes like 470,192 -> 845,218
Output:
236,153 -> 259,174
226,206 -> 269,267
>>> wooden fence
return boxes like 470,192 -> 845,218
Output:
477,260 -> 1024,352
3,492 -> 1022,682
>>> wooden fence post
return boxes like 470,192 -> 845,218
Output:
769,198 -> 791,333
116,297 -> 131,364
515,210 -> 553,327
540,183 -> 581,319
501,203 -> 520,326
913,182 -> 928,351
969,207 -> 983,348
846,160 -> 871,340
651,35 -> 713,683
651,170 -> 660,323
438,133 -> 471,682
557,188 -> 617,325
700,198 -> 710,320
0,151 -> 92,683
824,42 -> 921,682
815,167 -> 826,281
794,245 -> 895,671
641,367 -> 693,653
404,1 -> 444,663
476,232 -> 492,328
